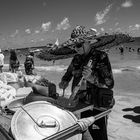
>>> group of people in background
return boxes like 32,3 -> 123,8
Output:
0,48 -> 34,75
118,45 -> 140,55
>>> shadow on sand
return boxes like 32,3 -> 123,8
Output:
122,106 -> 140,123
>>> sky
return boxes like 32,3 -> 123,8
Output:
0,0 -> 140,49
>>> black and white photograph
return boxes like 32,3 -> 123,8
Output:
0,0 -> 140,140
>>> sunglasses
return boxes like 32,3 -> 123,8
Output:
74,43 -> 84,49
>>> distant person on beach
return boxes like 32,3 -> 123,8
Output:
59,25 -> 114,140
0,49 -> 4,73
52,60 -> 55,65
137,48 -> 140,54
9,49 -> 20,73
129,47 -> 131,52
24,52 -> 34,75
119,46 -> 124,55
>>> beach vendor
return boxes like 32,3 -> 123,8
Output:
59,25 -> 114,140
9,49 -> 20,73
0,49 -> 4,73
24,52 -> 34,75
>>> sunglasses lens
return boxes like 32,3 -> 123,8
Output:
75,43 -> 83,48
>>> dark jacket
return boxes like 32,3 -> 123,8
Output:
61,49 -> 114,91
24,55 -> 34,69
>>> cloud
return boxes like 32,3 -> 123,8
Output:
115,27 -> 121,32
31,39 -> 35,42
34,30 -> 40,34
115,22 -> 119,26
56,17 -> 71,30
101,27 -> 105,32
41,22 -> 51,31
129,24 -> 140,31
43,2 -> 47,7
135,24 -> 140,29
116,6 -> 121,11
40,38 -> 44,41
25,29 -> 31,34
95,4 -> 112,25
128,24 -> 140,36
10,30 -> 19,37
121,0 -> 133,8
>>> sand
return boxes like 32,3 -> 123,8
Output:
108,95 -> 140,140
30,54 -> 140,140
1,45 -> 140,140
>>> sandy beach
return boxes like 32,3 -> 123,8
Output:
1,45 -> 140,140
34,46 -> 140,140
0,0 -> 140,139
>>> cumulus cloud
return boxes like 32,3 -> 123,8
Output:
25,29 -> 31,34
34,30 -> 40,34
115,27 -> 121,32
31,40 -> 35,42
41,22 -> 51,31
121,0 -> 133,8
10,30 -> 19,37
129,24 -> 140,31
135,24 -> 140,29
95,4 -> 112,25
115,22 -> 119,26
40,38 -> 44,41
43,2 -> 47,7
101,27 -> 105,32
56,17 -> 71,30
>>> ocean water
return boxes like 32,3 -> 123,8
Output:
3,45 -> 140,96
2,45 -> 140,140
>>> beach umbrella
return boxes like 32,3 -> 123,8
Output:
36,33 -> 134,61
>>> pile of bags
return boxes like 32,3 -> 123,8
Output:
0,71 -> 58,107
0,72 -> 23,107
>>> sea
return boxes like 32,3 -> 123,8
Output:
2,44 -> 140,140
3,44 -> 140,96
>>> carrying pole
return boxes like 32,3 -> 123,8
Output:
42,109 -> 111,140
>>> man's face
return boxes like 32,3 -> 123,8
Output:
74,43 -> 84,54
74,41 -> 90,55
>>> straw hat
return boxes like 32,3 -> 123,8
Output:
62,25 -> 97,47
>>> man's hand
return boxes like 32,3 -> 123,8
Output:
82,66 -> 92,80
77,116 -> 95,131
59,81 -> 69,90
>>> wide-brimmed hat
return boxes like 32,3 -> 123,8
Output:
62,25 -> 97,47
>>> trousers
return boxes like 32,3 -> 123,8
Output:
81,109 -> 108,140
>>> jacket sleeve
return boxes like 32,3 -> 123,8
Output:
97,52 -> 114,89
61,60 -> 73,83
88,52 -> 114,89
